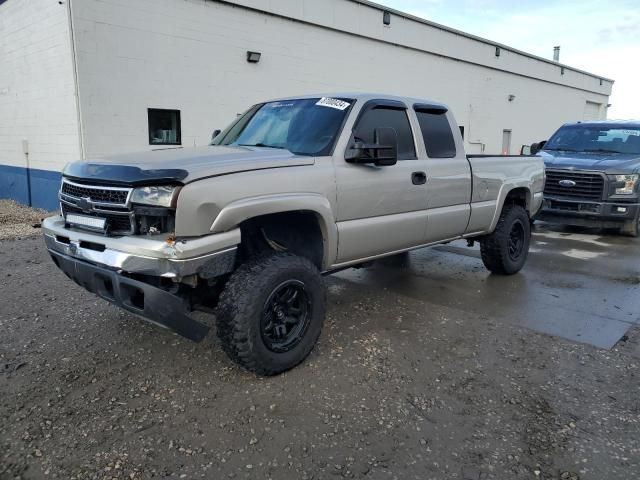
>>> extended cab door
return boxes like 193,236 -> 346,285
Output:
412,105 -> 472,243
334,100 -> 430,264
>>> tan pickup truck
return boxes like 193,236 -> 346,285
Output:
43,93 -> 544,375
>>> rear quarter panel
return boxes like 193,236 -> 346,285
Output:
466,155 -> 545,234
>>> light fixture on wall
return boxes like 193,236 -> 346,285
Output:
246,51 -> 262,63
508,94 -> 516,102
383,11 -> 391,25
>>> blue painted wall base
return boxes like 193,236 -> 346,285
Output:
0,164 -> 62,211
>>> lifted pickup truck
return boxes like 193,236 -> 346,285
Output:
533,121 -> 640,236
43,93 -> 544,375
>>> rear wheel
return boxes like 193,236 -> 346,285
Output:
215,253 -> 325,376
480,205 -> 531,275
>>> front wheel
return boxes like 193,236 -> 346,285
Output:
215,253 -> 326,376
480,205 -> 531,275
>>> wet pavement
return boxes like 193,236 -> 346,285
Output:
338,222 -> 640,349
1,227 -> 639,479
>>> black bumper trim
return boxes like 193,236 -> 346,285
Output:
538,198 -> 639,228
49,250 -> 210,342
537,211 -> 635,229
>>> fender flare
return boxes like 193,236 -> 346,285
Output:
489,182 -> 533,232
210,193 -> 338,269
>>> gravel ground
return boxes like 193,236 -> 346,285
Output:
0,201 -> 54,241
0,203 -> 639,479
1,233 -> 639,480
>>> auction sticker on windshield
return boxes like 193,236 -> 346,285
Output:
316,97 -> 351,111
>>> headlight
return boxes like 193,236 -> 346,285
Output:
612,174 -> 638,195
130,186 -> 181,207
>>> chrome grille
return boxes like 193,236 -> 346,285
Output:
59,179 -> 134,235
544,170 -> 605,201
61,179 -> 131,206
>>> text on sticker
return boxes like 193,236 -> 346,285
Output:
316,98 -> 351,111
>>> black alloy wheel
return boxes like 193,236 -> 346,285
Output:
508,219 -> 526,262
216,253 -> 326,376
261,280 -> 311,353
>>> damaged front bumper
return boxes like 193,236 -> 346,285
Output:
43,216 -> 239,280
42,216 -> 240,341
49,250 -> 211,341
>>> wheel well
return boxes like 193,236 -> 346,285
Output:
504,188 -> 530,213
238,211 -> 324,269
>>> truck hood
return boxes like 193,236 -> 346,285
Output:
63,145 -> 315,186
540,150 -> 640,174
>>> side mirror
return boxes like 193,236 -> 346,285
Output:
530,140 -> 547,155
211,129 -> 222,142
345,127 -> 398,166
520,145 -> 532,155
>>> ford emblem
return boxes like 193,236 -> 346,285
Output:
559,180 -> 577,187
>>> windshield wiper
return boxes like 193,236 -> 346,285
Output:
583,148 -> 621,154
238,143 -> 286,149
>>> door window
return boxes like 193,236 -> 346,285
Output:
415,111 -> 457,158
353,107 -> 416,159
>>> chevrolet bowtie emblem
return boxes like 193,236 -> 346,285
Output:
76,196 -> 94,213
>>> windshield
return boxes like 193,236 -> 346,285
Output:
544,125 -> 640,154
212,97 -> 354,156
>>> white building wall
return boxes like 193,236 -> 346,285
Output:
231,0 -> 612,96
0,0 -> 614,209
0,0 -> 80,209
70,0 -> 611,161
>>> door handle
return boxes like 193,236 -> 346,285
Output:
412,171 -> 427,185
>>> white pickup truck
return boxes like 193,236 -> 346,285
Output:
43,93 -> 544,375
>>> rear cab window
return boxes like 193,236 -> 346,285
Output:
414,106 -> 457,158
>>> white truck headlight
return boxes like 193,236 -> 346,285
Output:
131,186 -> 181,207
613,174 -> 638,195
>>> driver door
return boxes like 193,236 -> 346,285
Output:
334,100 -> 430,264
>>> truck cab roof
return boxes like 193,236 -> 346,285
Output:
561,120 -> 640,128
266,92 -> 449,110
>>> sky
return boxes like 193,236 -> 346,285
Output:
381,0 -> 640,119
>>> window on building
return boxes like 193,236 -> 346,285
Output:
415,111 -> 457,158
148,109 -> 181,145
354,107 -> 416,159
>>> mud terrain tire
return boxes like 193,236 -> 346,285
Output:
480,205 -> 531,275
216,253 -> 325,376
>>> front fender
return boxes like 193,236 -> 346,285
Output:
210,193 -> 338,269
